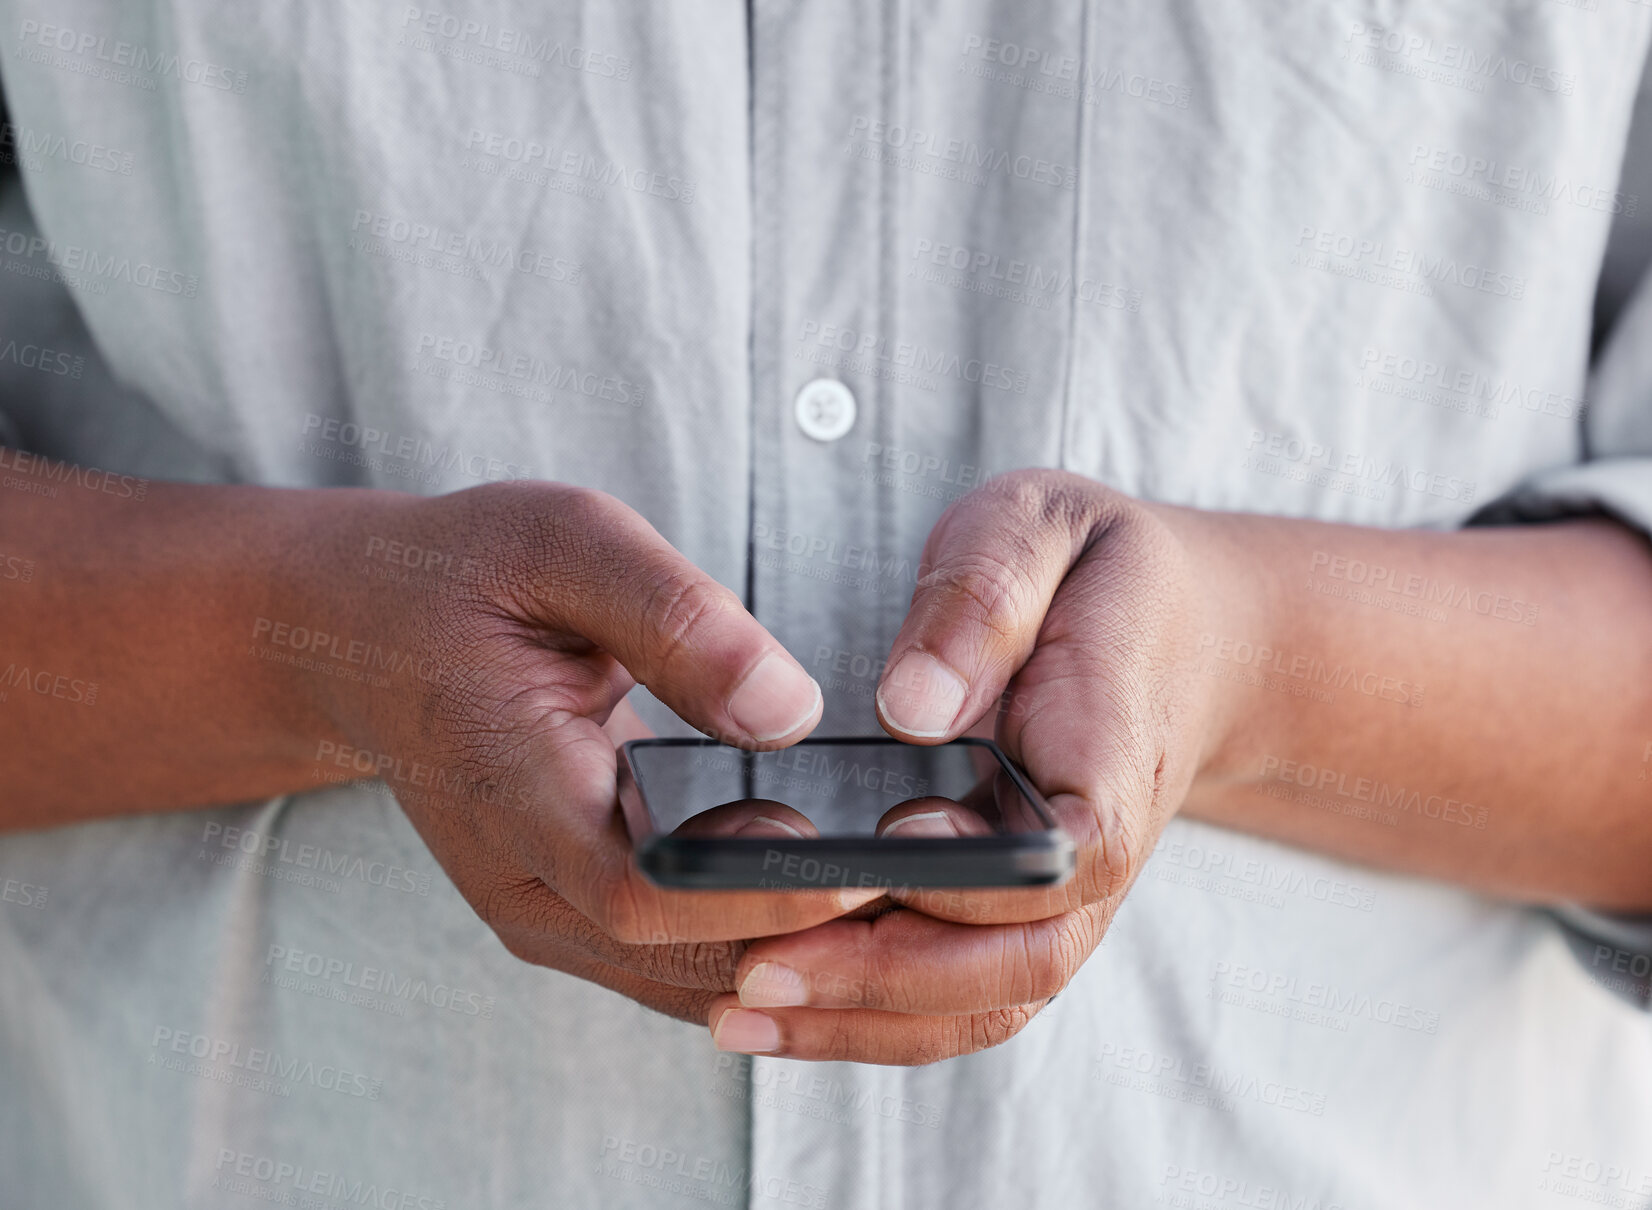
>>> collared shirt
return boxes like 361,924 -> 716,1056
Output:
0,2 -> 1649,1206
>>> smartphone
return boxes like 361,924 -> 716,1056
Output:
619,736 -> 1074,890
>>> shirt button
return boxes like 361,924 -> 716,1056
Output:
793,378 -> 857,442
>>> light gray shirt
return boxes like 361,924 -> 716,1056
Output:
0,2 -> 1650,1207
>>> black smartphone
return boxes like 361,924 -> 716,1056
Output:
619,736 -> 1074,890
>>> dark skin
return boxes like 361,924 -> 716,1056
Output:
3,457 -> 1649,1064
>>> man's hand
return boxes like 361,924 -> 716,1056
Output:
318,481 -> 881,1026
705,470 -> 1228,1063
703,461 -> 1652,1064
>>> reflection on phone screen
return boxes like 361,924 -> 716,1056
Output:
625,739 -> 1051,840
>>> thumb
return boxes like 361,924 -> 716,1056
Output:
875,472 -> 1112,743
523,487 -> 822,748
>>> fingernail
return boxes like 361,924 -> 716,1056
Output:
740,962 -> 809,1008
713,1008 -> 781,1054
881,810 -> 958,838
734,815 -> 805,839
877,651 -> 968,738
728,653 -> 821,742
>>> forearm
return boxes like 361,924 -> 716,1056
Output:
1161,504 -> 1652,909
0,450 -> 410,829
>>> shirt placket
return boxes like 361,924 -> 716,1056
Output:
746,0 -> 909,1207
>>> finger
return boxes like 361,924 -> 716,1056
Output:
990,510 -> 1196,912
705,994 -> 1048,1065
495,915 -> 733,1025
881,766 -> 1108,924
729,903 -> 1106,1014
503,711 -> 881,944
670,798 -> 819,839
514,487 -> 823,748
489,880 -> 748,995
875,470 -> 1114,743
874,796 -> 994,838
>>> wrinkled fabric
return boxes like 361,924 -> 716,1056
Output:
0,2 -> 1650,1207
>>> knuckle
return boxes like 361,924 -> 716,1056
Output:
1091,807 -> 1146,896
982,469 -> 1104,533
641,942 -> 741,992
481,483 -> 632,622
922,555 -> 1030,645
823,1008 -> 868,1062
983,469 -> 1060,519
964,1006 -> 1037,1056
1011,920 -> 1084,1003
591,874 -> 664,947
636,568 -> 739,679
854,951 -> 898,1011
502,483 -> 609,574
532,482 -> 622,543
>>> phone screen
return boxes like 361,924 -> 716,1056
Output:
623,737 -> 1055,841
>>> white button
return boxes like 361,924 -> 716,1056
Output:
793,378 -> 857,442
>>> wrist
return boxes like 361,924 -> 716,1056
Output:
1136,500 -> 1273,803
253,485 -> 428,759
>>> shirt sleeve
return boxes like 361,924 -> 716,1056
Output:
1471,53 -> 1652,963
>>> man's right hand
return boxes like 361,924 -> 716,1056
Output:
315,480 -> 880,1026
